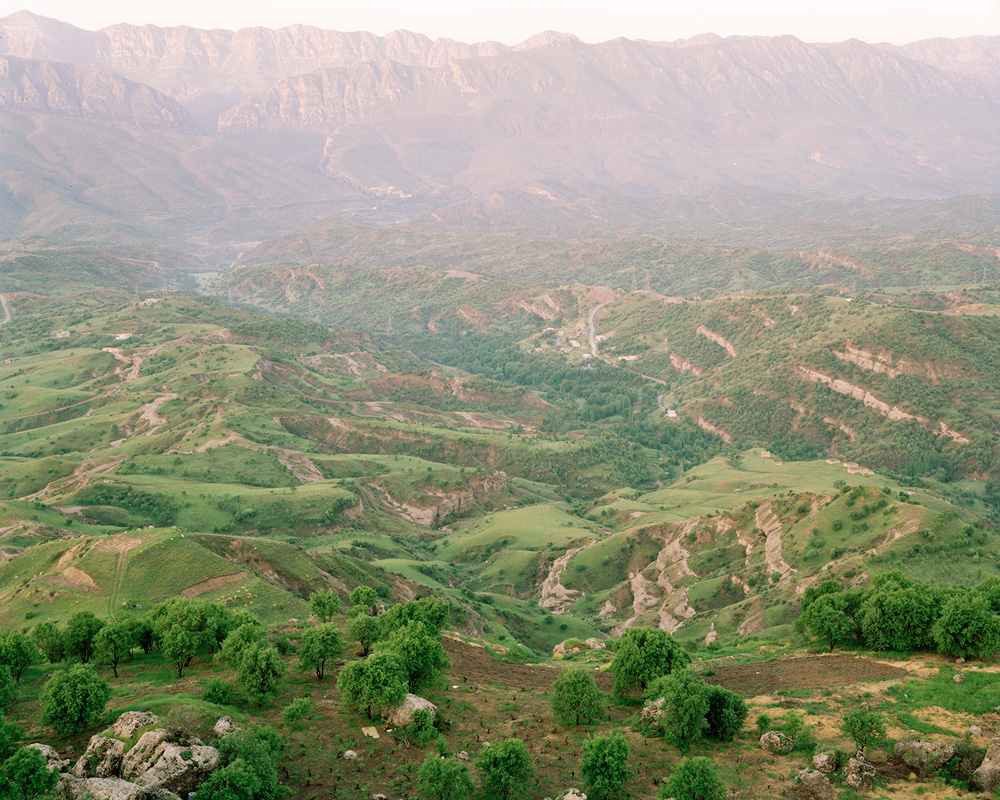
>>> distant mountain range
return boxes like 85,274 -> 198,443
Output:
1,10 -> 998,244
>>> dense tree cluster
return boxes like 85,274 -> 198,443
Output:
609,626 -> 690,697
798,572 -> 1000,657
337,591 -> 451,719
644,670 -> 748,751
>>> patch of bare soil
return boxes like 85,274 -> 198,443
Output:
705,654 -> 909,697
446,639 -> 907,704
180,572 -> 245,598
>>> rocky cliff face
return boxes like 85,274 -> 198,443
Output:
0,11 -> 520,127
0,55 -> 201,132
216,35 -> 1000,198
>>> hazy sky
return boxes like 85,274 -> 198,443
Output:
9,0 -> 1000,44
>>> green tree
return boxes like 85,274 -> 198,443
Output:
551,668 -> 604,726
64,611 -> 104,663
800,580 -> 842,612
41,664 -> 110,734
237,645 -> 285,705
336,652 -> 408,720
378,598 -> 450,636
219,623 -> 266,667
281,698 -> 314,729
0,632 -> 39,683
0,746 -> 58,800
150,598 -> 221,658
199,726 -> 288,800
418,755 -> 475,800
298,624 -> 344,680
645,669 -> 708,753
704,685 -> 748,742
347,614 -> 382,656
476,738 -> 534,800
0,713 -> 22,760
348,586 -> 378,617
840,706 -> 886,753
195,758 -> 261,800
309,589 -> 340,623
161,625 -> 200,678
609,627 -> 690,697
127,619 -> 156,655
580,731 -> 631,800
377,620 -> 448,694
0,666 -> 16,711
30,623 -> 63,664
94,621 -> 133,678
799,594 -> 855,651
932,590 -> 1000,659
859,585 -> 941,652
659,757 -> 725,800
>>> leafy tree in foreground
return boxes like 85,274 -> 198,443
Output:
418,755 -> 475,800
610,627 -> 689,697
281,698 -> 314,729
31,623 -> 64,664
128,618 -> 156,655
476,738 -> 534,800
551,668 -> 605,726
41,664 -> 110,735
378,620 -> 448,694
840,706 -> 886,753
645,669 -> 708,753
0,713 -> 23,760
219,623 -> 266,667
704,685 -> 748,742
237,645 -> 285,705
94,621 -> 133,678
199,726 -> 288,800
378,597 -> 450,637
348,586 -> 378,617
337,652 -> 408,720
932,590 -> 1000,659
0,666 -> 16,711
659,757 -> 726,800
194,758 -> 261,800
799,593 -> 855,651
0,632 -> 39,682
161,625 -> 200,678
64,611 -> 104,664
347,614 -> 382,656
581,731 -> 631,800
0,746 -> 58,800
298,624 -> 344,680
859,585 -> 941,652
309,589 -> 340,623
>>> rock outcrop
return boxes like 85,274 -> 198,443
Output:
107,712 -> 160,740
975,737 -> 1000,792
760,730 -> 796,755
121,731 -> 172,781
387,694 -> 437,727
134,744 -> 220,795
844,751 -> 876,790
640,698 -> 667,730
72,737 -> 126,779
35,712 -> 226,800
796,768 -> 836,800
28,743 -> 70,772
811,752 -> 839,773
894,740 -> 958,772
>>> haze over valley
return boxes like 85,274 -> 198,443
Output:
0,8 -> 1000,800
